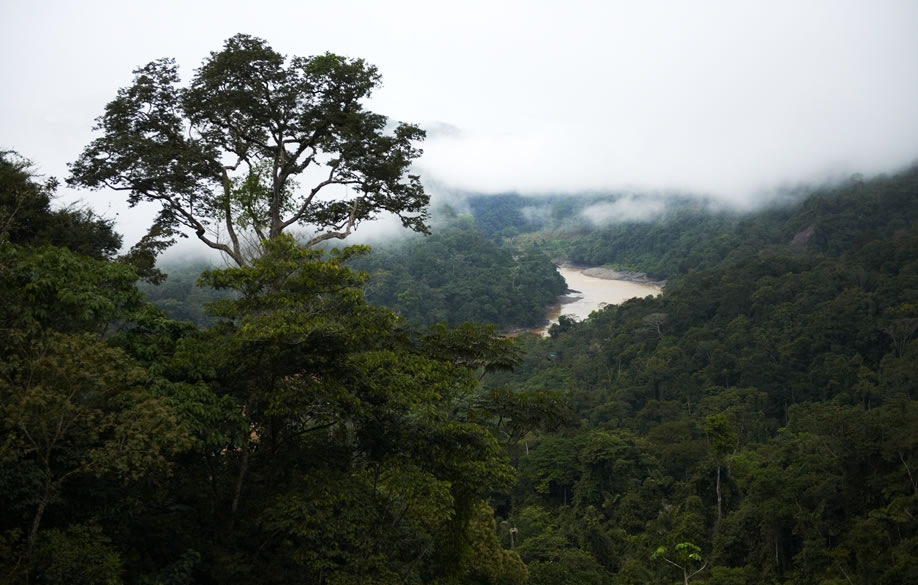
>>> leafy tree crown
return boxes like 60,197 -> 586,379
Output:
69,34 -> 428,266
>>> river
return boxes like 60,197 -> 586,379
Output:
531,266 -> 663,335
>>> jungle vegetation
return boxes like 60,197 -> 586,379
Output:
3,31 -> 918,585
481,166 -> 918,585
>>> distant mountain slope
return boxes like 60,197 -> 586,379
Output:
455,165 -> 918,282
566,165 -> 918,278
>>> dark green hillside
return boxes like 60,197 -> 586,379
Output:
140,216 -> 567,331
467,193 -> 541,238
135,259 -> 231,327
565,166 -> 918,280
460,166 -> 918,285
351,219 -> 567,328
483,166 -> 918,585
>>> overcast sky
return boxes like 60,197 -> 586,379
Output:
3,0 -> 918,243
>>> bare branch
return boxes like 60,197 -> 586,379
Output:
219,169 -> 244,264
688,562 -> 708,580
303,197 -> 363,247
158,193 -> 245,266
279,167 -> 359,233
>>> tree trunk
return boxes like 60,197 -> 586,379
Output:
28,476 -> 54,558
715,464 -> 722,523
229,441 -> 251,533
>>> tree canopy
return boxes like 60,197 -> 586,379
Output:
1,151 -> 121,260
69,34 -> 428,266
351,219 -> 567,328
2,151 -> 528,584
480,166 -> 918,585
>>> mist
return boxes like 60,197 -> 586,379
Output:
412,0 -> 918,208
3,0 -> 917,246
581,196 -> 667,226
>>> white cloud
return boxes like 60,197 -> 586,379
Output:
582,197 -> 667,225
2,0 -> 917,244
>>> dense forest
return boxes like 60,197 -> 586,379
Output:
6,141 -> 918,583
137,259 -> 226,327
351,217 -> 566,328
481,166 -> 918,585
139,217 -> 566,331
462,172 -> 918,283
3,32 -> 918,585
0,150 -> 529,584
1,34 -> 539,585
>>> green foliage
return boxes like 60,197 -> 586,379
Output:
123,234 -> 515,583
421,321 -> 523,374
353,221 -> 567,328
0,243 -> 146,341
69,34 -> 428,266
32,524 -> 123,585
653,542 -> 706,584
704,414 -> 735,460
527,549 -> 610,585
1,151 -> 121,259
478,388 -> 570,443
1,225 -> 522,584
0,234 -> 193,581
482,166 -> 918,584
463,501 -> 528,585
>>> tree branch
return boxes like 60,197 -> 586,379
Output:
174,205 -> 245,266
220,169 -> 244,264
278,167 -> 359,233
688,562 -> 708,581
303,197 -> 363,247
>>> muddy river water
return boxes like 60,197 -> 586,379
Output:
531,266 -> 663,335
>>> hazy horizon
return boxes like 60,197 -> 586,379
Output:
3,0 -> 917,247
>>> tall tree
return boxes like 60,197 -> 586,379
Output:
704,413 -> 736,524
69,34 -> 428,266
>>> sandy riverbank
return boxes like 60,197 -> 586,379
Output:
574,266 -> 666,288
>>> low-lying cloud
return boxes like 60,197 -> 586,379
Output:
3,0 -> 918,245
412,1 -> 918,208
581,196 -> 667,226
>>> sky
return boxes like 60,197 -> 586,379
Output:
2,0 -> 918,245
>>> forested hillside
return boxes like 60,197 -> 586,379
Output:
459,168 -> 918,284
136,259 -> 226,327
565,169 -> 918,280
482,166 -> 918,585
351,218 -> 566,327
127,162 -> 918,585
7,132 -> 918,584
